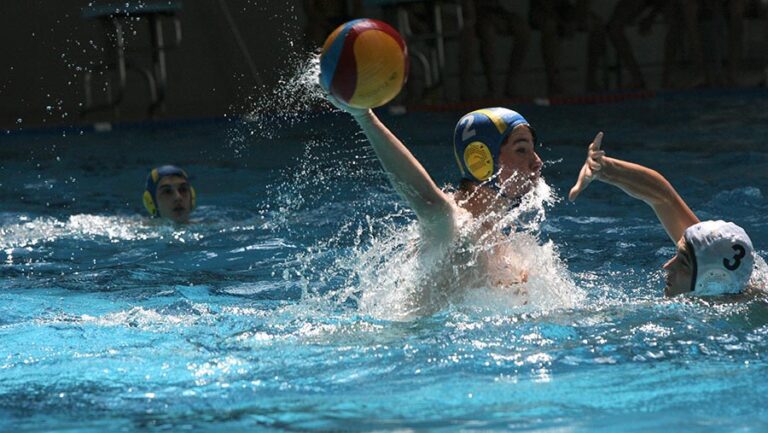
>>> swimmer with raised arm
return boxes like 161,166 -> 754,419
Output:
328,95 -> 549,311
569,133 -> 756,297
143,165 -> 197,224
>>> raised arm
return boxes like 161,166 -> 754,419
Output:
569,132 -> 699,243
330,98 -> 456,239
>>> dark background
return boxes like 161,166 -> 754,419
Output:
1,0 -> 767,131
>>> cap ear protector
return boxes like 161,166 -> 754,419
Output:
143,165 -> 196,217
453,107 -> 536,182
683,220 -> 754,296
143,189 -> 158,216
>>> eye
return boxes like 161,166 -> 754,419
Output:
515,147 -> 527,154
178,185 -> 189,194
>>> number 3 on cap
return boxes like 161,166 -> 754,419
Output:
724,244 -> 746,271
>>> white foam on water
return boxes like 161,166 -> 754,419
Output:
309,175 -> 585,321
748,253 -> 768,295
0,214 -> 161,250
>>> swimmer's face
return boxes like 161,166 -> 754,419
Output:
155,175 -> 192,224
497,125 -> 542,198
662,238 -> 694,297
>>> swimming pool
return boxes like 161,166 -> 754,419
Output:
2,88 -> 768,432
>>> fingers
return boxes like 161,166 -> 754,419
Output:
587,133 -> 605,171
325,93 -> 369,118
572,133 -> 604,202
587,150 -> 604,171
568,183 -> 583,202
589,132 -> 604,152
587,158 -> 602,171
568,166 -> 593,202
594,132 -> 604,150
325,93 -> 345,110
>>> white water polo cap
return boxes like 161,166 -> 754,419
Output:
683,220 -> 754,296
453,108 -> 535,182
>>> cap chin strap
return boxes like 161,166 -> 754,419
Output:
686,239 -> 697,293
686,238 -> 739,296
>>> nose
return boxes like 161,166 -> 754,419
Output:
531,152 -> 543,171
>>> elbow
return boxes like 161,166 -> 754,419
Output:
647,172 -> 678,206
644,187 -> 677,208
626,167 -> 675,206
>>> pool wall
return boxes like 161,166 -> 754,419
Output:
2,1 -> 767,131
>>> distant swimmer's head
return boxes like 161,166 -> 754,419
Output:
143,165 -> 196,224
453,108 -> 541,197
663,220 -> 754,297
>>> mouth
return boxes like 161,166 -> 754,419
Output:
664,273 -> 673,290
663,273 -> 679,297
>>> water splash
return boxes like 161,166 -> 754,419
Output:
354,177 -> 581,320
260,126 -> 380,237
272,152 -> 584,321
231,52 -> 582,320
229,53 -> 329,156
749,254 -> 768,295
244,52 -> 326,125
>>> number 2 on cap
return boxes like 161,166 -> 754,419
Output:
462,116 -> 476,141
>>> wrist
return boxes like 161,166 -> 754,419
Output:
352,109 -> 374,122
596,157 -> 616,182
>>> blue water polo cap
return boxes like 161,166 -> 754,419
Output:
453,107 -> 534,182
143,165 -> 196,217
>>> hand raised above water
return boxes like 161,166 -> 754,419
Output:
325,92 -> 370,119
569,132 -> 605,202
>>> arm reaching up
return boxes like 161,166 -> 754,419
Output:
328,95 -> 457,241
569,132 -> 699,243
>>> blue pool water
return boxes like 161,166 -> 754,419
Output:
2,88 -> 768,432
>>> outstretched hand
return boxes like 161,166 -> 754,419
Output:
568,132 -> 605,202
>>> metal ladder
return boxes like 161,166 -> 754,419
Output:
81,2 -> 182,119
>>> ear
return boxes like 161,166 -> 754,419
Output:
190,186 -> 197,209
695,269 -> 735,296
